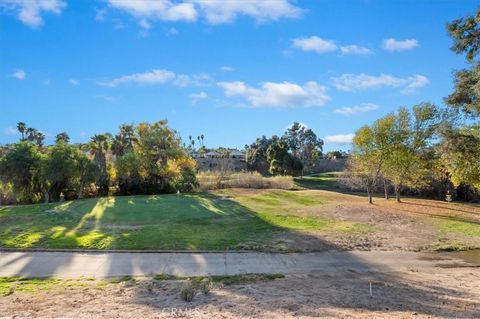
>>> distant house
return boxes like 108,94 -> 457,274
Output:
205,151 -> 221,158
229,149 -> 245,160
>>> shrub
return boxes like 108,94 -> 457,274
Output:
180,281 -> 196,302
197,171 -> 294,191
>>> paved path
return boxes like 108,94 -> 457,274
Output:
0,251 -> 476,279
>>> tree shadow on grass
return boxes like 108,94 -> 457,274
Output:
1,193 -> 480,317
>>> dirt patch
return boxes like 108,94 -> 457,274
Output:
1,268 -> 479,318
254,190 -> 480,252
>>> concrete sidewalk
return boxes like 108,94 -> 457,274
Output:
0,250 -> 474,279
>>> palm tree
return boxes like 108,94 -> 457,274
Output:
55,132 -> 70,144
17,122 -> 26,141
88,134 -> 111,196
25,127 -> 38,142
35,132 -> 45,147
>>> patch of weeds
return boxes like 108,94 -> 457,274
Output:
433,243 -> 468,252
438,219 -> 480,238
109,275 -> 133,284
154,273 -> 186,281
180,281 -> 196,302
210,273 -> 285,285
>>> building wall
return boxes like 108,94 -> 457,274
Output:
196,158 -> 247,172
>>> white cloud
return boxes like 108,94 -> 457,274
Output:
69,79 -> 79,86
174,73 -> 213,87
335,103 -> 379,116
382,38 -> 418,52
324,133 -> 354,145
217,81 -> 330,108
192,0 -> 302,24
190,91 -> 208,104
220,66 -> 234,72
292,36 -> 373,55
332,73 -> 429,94
98,69 -> 213,88
0,0 -> 66,28
98,69 -> 176,87
12,69 -> 26,80
3,126 -> 17,135
292,36 -> 337,54
106,0 -> 302,25
340,45 -> 373,55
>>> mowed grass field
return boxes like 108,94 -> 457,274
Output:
0,187 -> 370,250
0,173 -> 479,251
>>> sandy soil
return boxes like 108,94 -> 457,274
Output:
1,267 -> 479,318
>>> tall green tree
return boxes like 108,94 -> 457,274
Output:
382,103 -> 441,202
266,140 -> 303,176
0,142 -> 43,203
55,132 -> 70,144
442,8 -> 480,191
87,133 -> 111,196
17,122 -> 26,141
283,122 -> 323,174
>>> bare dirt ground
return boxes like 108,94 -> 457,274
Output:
1,267 -> 479,318
230,189 -> 480,252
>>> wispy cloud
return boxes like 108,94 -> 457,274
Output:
12,69 -> 26,80
335,103 -> 379,116
382,38 -> 418,52
331,73 -> 429,94
190,91 -> 208,104
220,66 -> 235,72
324,133 -> 354,144
106,0 -> 302,25
3,126 -> 17,136
0,0 -> 66,28
69,79 -> 80,86
217,80 -> 330,108
292,36 -> 372,55
340,45 -> 373,55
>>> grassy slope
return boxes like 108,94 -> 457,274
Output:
0,188 -> 371,250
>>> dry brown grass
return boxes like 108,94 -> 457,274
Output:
197,171 -> 294,191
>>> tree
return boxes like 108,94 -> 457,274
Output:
438,125 -> 480,189
245,135 -> 280,174
42,143 -> 98,202
17,122 -> 26,141
447,9 -> 480,63
382,103 -> 441,202
55,132 -> 70,144
111,124 -> 137,156
266,140 -> 303,176
87,133 -> 112,196
350,126 -> 380,204
0,142 -> 43,203
134,120 -> 189,193
442,8 -> 480,193
283,122 -> 323,174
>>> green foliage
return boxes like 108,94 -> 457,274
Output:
266,140 -> 303,176
245,135 -> 280,174
447,8 -> 480,63
282,122 -> 323,171
0,142 -> 44,204
42,142 -> 99,201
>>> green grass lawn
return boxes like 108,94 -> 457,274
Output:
0,190 -> 371,251
294,172 -> 340,189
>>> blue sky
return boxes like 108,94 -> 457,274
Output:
0,0 -> 477,151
